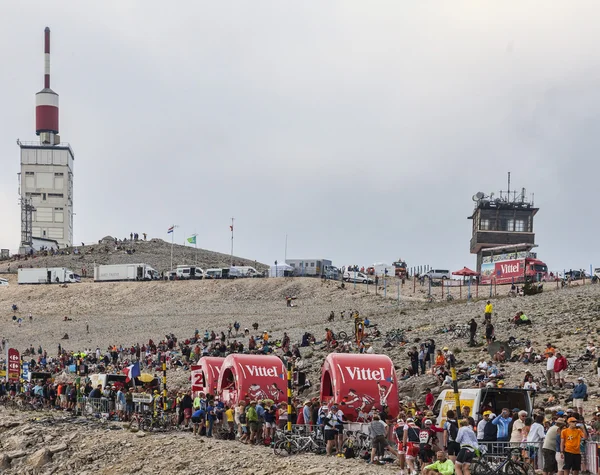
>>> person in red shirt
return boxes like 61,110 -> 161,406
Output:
425,388 -> 434,410
554,352 -> 568,388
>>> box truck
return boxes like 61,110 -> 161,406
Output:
93,264 -> 158,282
18,267 -> 80,285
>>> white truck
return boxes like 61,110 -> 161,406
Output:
93,264 -> 158,282
18,267 -> 80,285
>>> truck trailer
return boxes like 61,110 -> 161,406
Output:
285,259 -> 333,277
93,264 -> 158,282
18,267 -> 80,285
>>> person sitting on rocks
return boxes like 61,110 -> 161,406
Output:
520,342 -> 534,364
493,346 -> 506,363
512,311 -> 532,325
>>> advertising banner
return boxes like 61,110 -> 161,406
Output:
7,348 -> 20,382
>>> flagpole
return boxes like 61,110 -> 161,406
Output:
170,226 -> 174,272
230,217 -> 234,266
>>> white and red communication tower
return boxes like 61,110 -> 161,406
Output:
18,27 -> 75,252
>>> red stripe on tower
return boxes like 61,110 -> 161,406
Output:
35,27 -> 59,136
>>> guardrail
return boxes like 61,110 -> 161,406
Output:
77,397 -> 113,416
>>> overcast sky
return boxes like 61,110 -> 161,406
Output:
1,1 -> 598,273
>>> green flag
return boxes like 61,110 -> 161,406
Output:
187,235 -> 196,245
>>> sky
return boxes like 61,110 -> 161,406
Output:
1,1 -> 599,273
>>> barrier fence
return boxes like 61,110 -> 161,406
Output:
77,397 -> 113,416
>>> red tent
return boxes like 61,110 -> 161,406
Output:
452,267 -> 479,276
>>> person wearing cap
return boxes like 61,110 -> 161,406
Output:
560,417 -> 586,474
542,417 -> 565,475
571,378 -> 587,416
403,417 -> 421,474
477,411 -> 492,441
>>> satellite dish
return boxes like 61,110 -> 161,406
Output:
476,192 -> 484,199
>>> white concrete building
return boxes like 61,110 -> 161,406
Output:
19,142 -> 74,247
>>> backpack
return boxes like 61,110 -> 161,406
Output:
419,429 -> 433,449
447,419 -> 459,441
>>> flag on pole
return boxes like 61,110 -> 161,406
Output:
187,235 -> 196,245
167,225 -> 174,234
124,361 -> 141,383
230,225 -> 233,231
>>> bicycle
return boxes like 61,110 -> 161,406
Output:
471,447 -> 534,475
385,329 -> 408,344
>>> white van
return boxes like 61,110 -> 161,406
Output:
343,271 -> 374,284
205,268 -> 223,279
433,388 -> 533,427
176,266 -> 204,280
0,278 -> 8,286
424,269 -> 452,280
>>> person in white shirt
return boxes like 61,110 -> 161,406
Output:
523,375 -> 538,391
477,359 -> 488,372
477,411 -> 492,440
525,414 -> 545,445
546,352 -> 557,387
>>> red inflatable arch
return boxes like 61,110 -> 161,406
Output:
320,353 -> 399,421
191,356 -> 225,397
217,354 -> 287,407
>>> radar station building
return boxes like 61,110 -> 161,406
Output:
468,177 -> 538,273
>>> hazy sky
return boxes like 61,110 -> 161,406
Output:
1,1 -> 599,273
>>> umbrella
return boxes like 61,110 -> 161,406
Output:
137,373 -> 155,383
452,267 -> 479,277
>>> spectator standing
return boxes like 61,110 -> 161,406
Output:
571,378 -> 587,416
560,417 -> 586,475
546,352 -> 557,387
554,352 -> 568,388
477,410 -> 491,441
484,300 -> 493,322
492,408 -> 512,442
542,417 -> 565,475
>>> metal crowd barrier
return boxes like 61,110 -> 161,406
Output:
478,441 -> 544,470
77,397 -> 114,416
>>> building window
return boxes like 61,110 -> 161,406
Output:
506,219 -> 514,231
54,172 -> 64,176
54,207 -> 64,211
42,193 -> 47,200
515,220 -> 525,232
48,193 -> 64,198
25,171 -> 35,176
311,262 -> 315,267
479,219 -> 490,230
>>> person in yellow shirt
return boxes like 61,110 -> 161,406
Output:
423,451 -> 455,475
560,417 -> 586,475
484,301 -> 493,322
224,405 -> 235,437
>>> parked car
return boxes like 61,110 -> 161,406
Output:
594,268 -> 600,278
423,269 -> 451,280
0,278 -> 8,286
343,271 -> 374,284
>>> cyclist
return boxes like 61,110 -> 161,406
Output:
455,419 -> 479,475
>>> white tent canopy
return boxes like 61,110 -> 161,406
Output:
269,261 -> 293,277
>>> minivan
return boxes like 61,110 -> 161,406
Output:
342,271 -> 374,284
424,269 -> 451,280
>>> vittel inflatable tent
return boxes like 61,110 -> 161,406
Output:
191,356 -> 225,397
217,354 -> 287,406
320,353 -> 399,421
